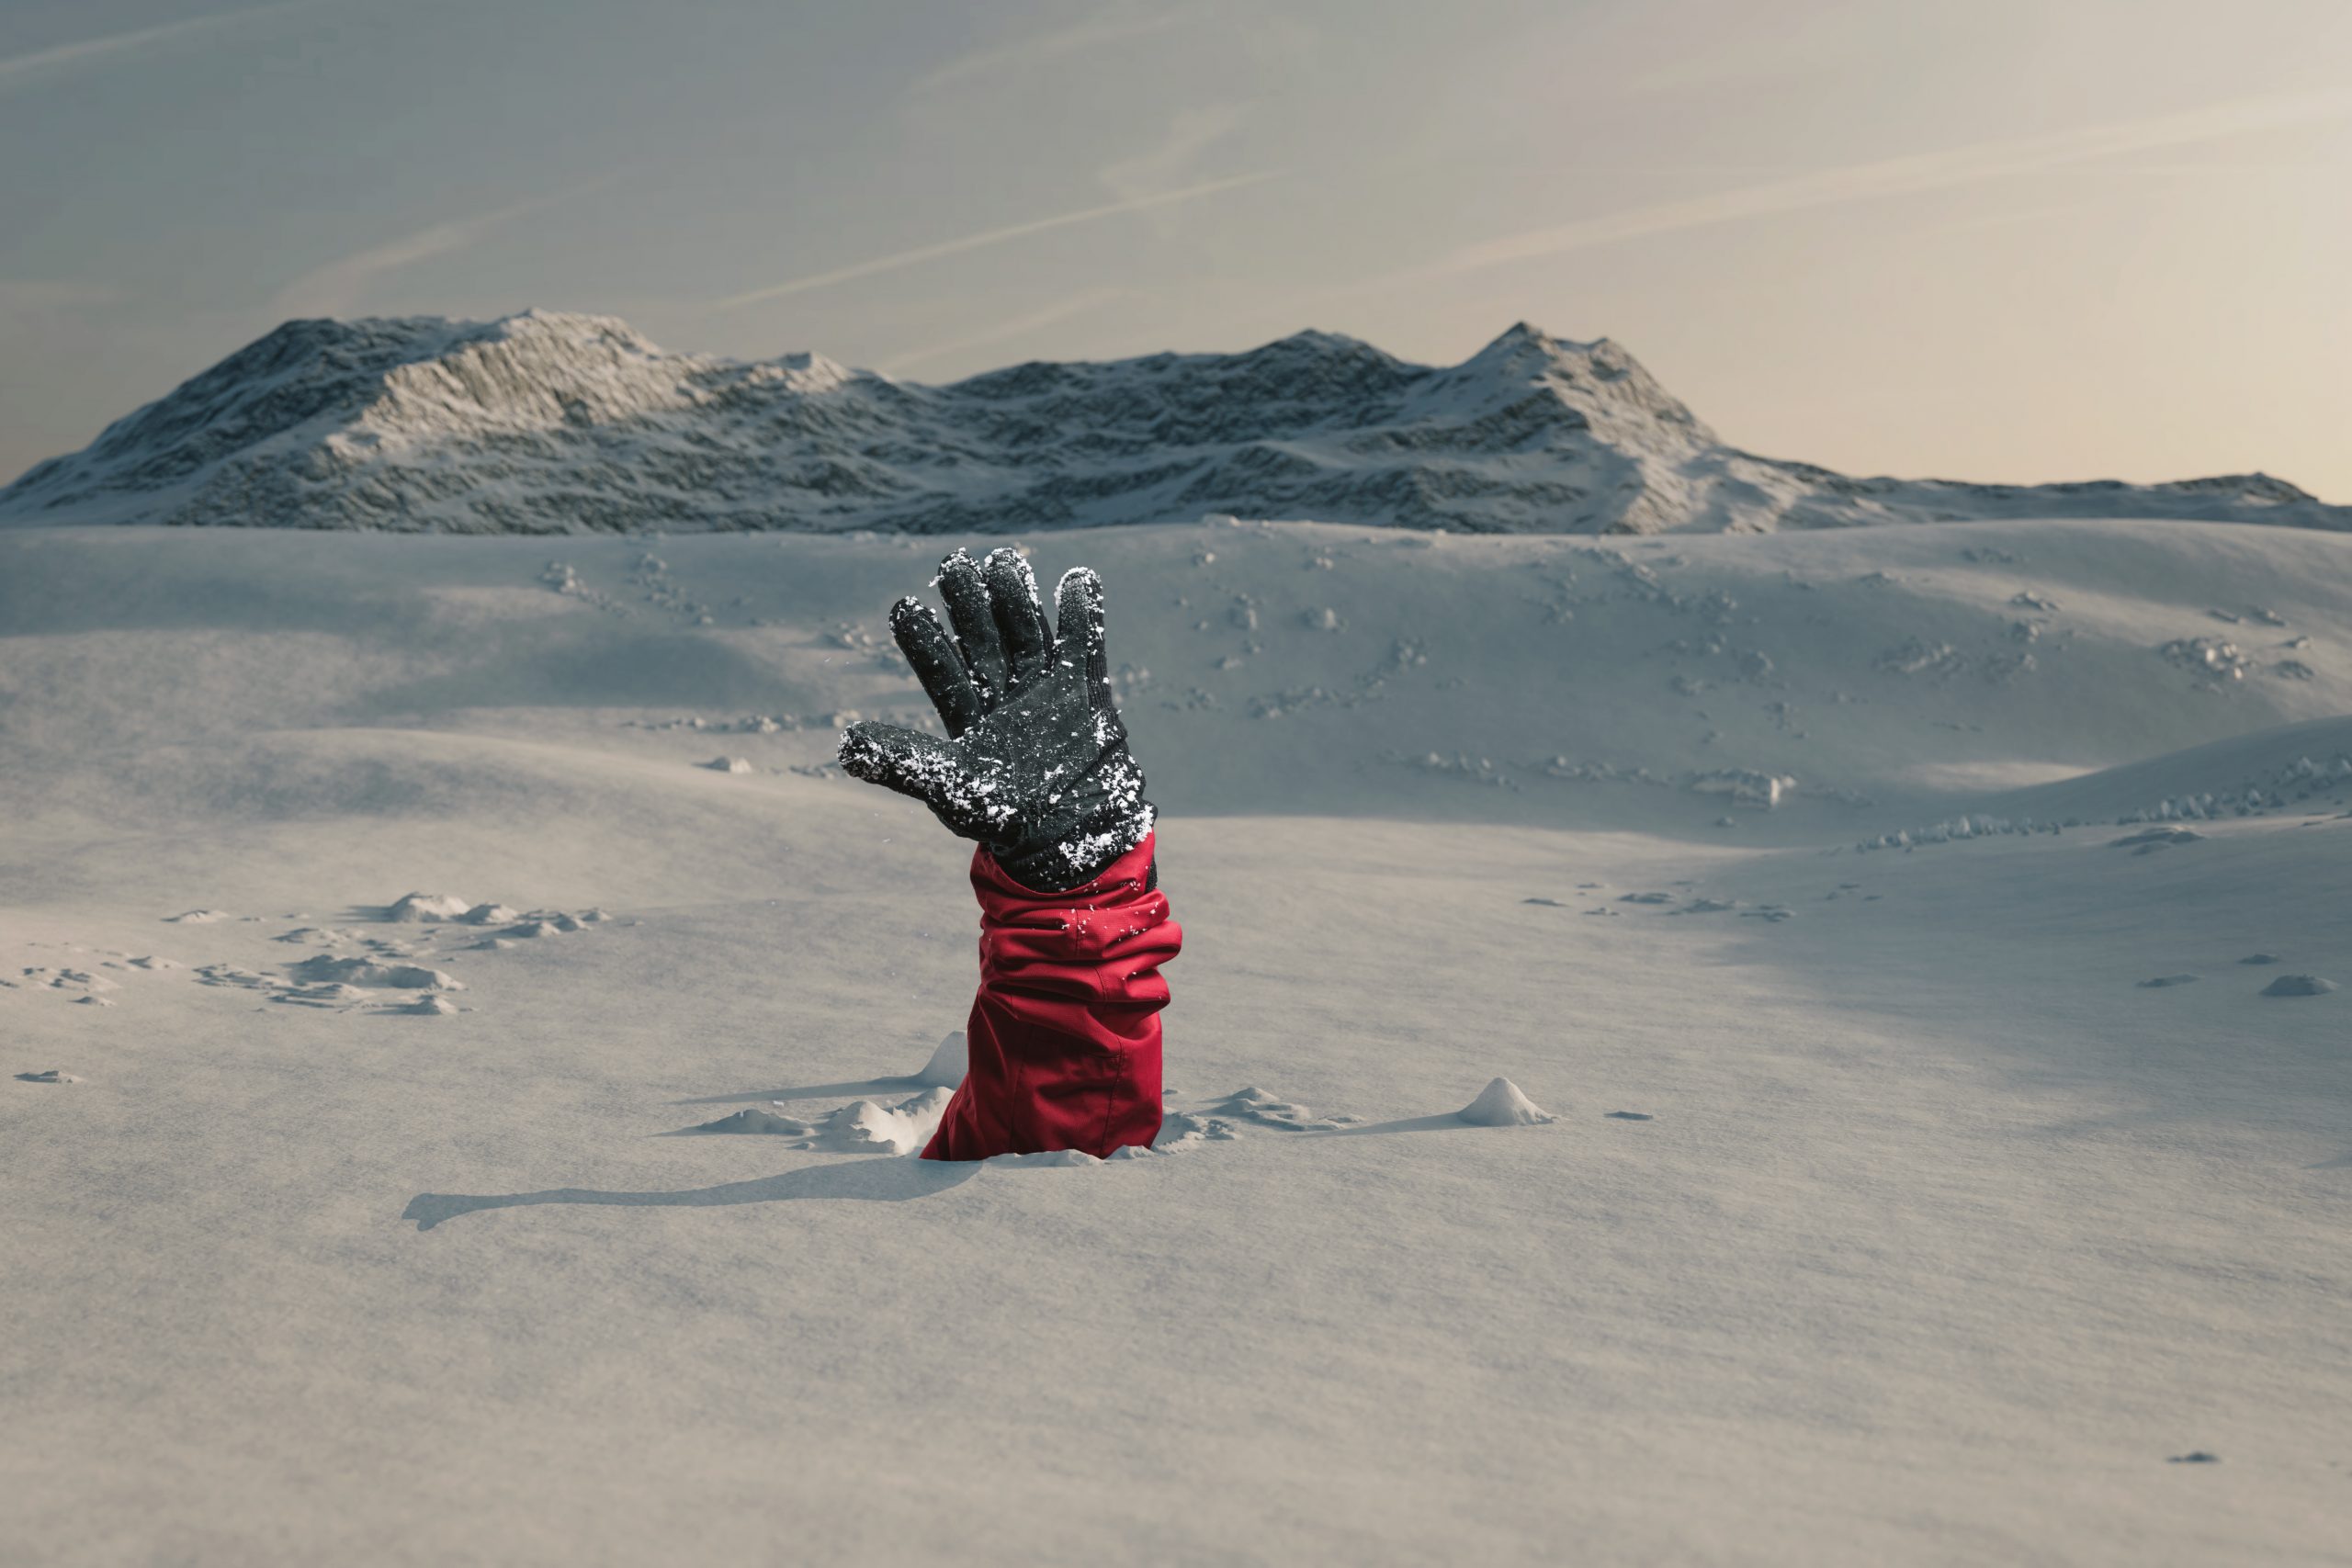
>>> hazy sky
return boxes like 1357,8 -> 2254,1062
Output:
3,0 -> 2347,498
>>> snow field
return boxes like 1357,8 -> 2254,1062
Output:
3,518 -> 2348,1564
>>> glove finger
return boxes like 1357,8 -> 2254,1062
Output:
1055,565 -> 1113,709
889,596 -> 983,738
936,548 -> 1010,708
837,720 -> 962,805
983,547 -> 1053,691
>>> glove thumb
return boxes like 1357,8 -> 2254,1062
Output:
837,720 -> 961,804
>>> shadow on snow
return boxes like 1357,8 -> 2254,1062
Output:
402,1154 -> 977,1231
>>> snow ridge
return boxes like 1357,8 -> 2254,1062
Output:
3,310 -> 2341,536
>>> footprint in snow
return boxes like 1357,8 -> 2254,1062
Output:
1208,1086 -> 1353,1130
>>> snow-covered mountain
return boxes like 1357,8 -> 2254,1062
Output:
3,308 -> 2342,536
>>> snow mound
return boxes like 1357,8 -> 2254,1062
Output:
1690,768 -> 1795,810
279,982 -> 376,1007
686,1109 -> 808,1136
8,310 -> 2343,536
460,903 -> 519,925
2111,828 -> 2205,852
275,926 -> 367,945
811,1089 -> 955,1153
2260,975 -> 2339,998
285,955 -> 463,990
390,995 -> 460,1016
164,909 -> 231,923
504,917 -> 582,937
1457,1077 -> 1557,1126
1208,1086 -> 1341,1131
913,1031 -> 967,1089
387,892 -> 472,923
1148,1111 -> 1241,1151
194,964 -> 273,991
16,1070 -> 82,1083
700,756 -> 754,774
2137,975 -> 2200,988
686,1088 -> 955,1156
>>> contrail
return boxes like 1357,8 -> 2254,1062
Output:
886,287 -> 1131,376
265,171 -> 625,320
910,6 -> 1193,96
713,170 -> 1281,310
0,1 -> 321,88
267,197 -> 554,321
1374,88 -> 2352,289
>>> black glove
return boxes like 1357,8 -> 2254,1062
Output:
837,547 -> 1155,892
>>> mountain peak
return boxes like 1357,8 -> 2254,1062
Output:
1263,327 -> 1376,354
1458,319 -> 1611,374
1438,320 -> 1713,447
1490,319 -> 1554,348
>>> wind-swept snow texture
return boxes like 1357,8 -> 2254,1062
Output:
3,310 -> 2345,536
6,516 -> 2352,1564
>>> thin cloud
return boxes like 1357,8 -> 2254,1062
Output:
0,1 -> 321,91
1369,88 -> 2352,291
266,185 -> 600,320
911,6 -> 1193,95
1098,104 -> 1247,204
712,170 -> 1280,311
885,287 -> 1131,377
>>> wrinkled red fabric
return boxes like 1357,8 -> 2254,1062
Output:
922,831 -> 1180,1162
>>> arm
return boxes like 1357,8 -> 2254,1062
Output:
944,829 -> 1180,1160
838,549 -> 1178,1159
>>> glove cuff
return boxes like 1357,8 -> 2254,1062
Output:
988,802 -> 1156,894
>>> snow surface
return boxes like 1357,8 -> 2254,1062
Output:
4,516 -> 2350,1563
3,311 -> 2345,536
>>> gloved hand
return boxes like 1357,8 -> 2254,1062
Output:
837,547 -> 1154,893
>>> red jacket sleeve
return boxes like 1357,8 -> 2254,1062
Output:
921,830 -> 1181,1161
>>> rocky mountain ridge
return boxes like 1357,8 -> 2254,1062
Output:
3,309 -> 2340,535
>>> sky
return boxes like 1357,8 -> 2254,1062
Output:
1,0 -> 2347,498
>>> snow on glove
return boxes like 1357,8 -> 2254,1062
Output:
836,547 -> 1154,893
